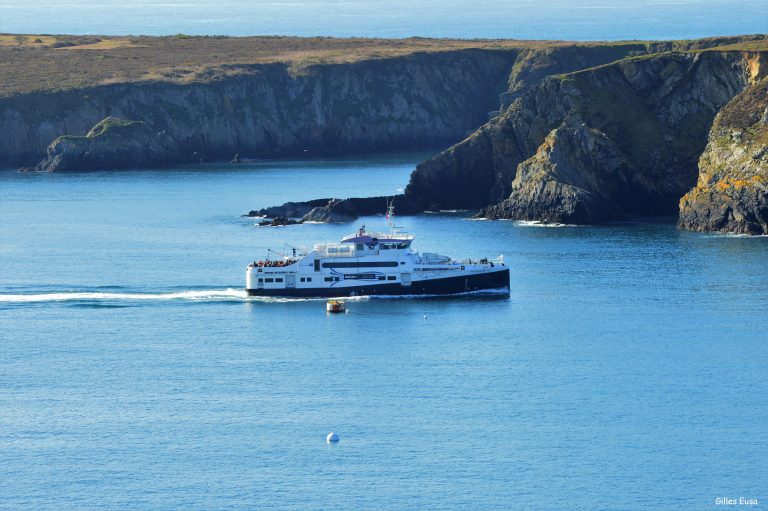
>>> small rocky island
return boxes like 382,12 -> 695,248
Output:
2,34 -> 766,234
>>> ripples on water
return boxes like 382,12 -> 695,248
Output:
2,0 -> 764,40
1,158 -> 767,510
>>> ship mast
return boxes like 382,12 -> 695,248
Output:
386,197 -> 396,234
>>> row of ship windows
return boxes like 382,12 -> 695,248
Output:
257,278 -> 284,283
259,277 -> 314,283
324,275 -> 397,282
355,243 -> 409,250
258,276 -> 398,284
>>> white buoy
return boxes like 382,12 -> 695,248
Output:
326,432 -> 339,443
423,315 -> 427,319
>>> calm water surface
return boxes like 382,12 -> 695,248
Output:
1,0 -> 766,40
1,155 -> 767,510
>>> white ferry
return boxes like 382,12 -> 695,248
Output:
246,205 -> 509,297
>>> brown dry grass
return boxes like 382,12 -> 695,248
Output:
717,76 -> 768,132
0,33 -> 765,98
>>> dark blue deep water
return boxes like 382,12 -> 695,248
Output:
1,155 -> 767,510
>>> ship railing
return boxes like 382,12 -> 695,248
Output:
252,258 -> 299,268
458,255 -> 505,266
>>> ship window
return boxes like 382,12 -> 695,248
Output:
398,243 -> 408,249
387,276 -> 397,281
356,243 -> 364,251
300,277 -> 305,282
276,278 -> 283,282
265,278 -> 274,283
314,260 -> 320,272
324,277 -> 332,282
306,277 -> 312,282
334,277 -> 340,282
380,244 -> 389,250
400,262 -> 405,265
378,276 -> 386,281
258,278 -> 264,283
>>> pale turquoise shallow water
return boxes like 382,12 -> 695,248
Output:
1,155 -> 767,510
1,0 -> 766,40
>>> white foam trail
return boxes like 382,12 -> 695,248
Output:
0,287 -> 508,304
708,233 -> 768,238
514,220 -> 578,228
0,288 -> 248,303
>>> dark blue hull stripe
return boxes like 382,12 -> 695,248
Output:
246,269 -> 510,297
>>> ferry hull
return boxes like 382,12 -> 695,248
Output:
246,268 -> 509,297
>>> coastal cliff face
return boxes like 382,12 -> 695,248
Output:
1,50 -> 518,168
6,36 -> 744,170
407,50 -> 767,224
678,77 -> 768,234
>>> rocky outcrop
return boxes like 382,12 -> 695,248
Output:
678,78 -> 768,234
257,217 -> 302,227
247,198 -> 333,219
480,115 -> 630,224
33,117 -> 188,172
302,199 -> 360,223
407,50 -> 767,225
248,195 -> 419,223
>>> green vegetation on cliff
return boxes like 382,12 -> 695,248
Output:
678,77 -> 768,234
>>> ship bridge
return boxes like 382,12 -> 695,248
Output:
340,225 -> 414,249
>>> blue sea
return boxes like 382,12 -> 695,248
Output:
1,155 -> 767,509
0,0 -> 766,40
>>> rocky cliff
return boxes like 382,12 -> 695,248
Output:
407,48 -> 767,225
5,36 -> 748,170
678,77 -> 768,234
3,50 -> 520,168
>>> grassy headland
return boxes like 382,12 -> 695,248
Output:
1,33 -> 766,97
